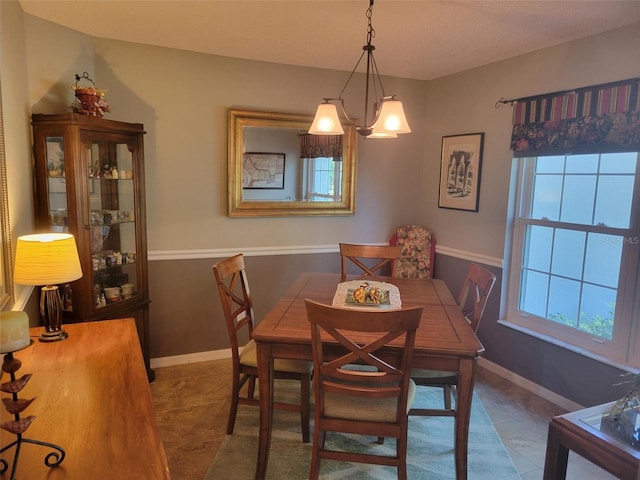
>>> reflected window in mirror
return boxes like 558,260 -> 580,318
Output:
306,157 -> 342,202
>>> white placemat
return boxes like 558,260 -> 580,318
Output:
332,280 -> 402,309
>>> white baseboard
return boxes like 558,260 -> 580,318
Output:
478,357 -> 583,411
150,348 -> 232,369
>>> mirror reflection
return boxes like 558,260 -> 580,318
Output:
228,108 -> 357,217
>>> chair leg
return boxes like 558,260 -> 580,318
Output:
301,374 -> 311,443
227,374 -> 241,435
443,385 -> 452,410
397,428 -> 409,480
309,428 -> 324,480
247,375 -> 256,400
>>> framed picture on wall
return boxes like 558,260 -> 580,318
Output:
438,133 -> 484,212
242,152 -> 285,189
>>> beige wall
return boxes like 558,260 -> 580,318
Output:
23,15 -> 428,253
422,23 -> 640,261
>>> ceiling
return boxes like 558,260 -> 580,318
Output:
18,0 -> 640,81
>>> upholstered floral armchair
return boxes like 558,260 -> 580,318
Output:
389,225 -> 435,279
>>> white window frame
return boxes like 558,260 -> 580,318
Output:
507,153 -> 640,367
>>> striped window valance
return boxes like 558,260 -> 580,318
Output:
510,78 -> 640,157
299,133 -> 343,160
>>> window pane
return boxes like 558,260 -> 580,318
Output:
523,225 -> 552,271
579,283 -> 616,339
566,154 -> 598,173
560,175 -> 596,224
548,276 -> 580,327
595,175 -> 634,228
584,233 -> 621,288
551,229 -> 585,280
600,152 -> 637,174
531,175 -> 562,220
536,155 -> 564,173
519,269 -> 548,317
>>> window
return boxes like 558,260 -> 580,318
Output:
508,151 -> 640,365
305,157 -> 342,202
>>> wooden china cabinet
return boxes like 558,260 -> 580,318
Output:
31,113 -> 154,380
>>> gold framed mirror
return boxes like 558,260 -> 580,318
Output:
228,108 -> 357,217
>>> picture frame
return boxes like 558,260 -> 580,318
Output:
438,133 -> 484,212
242,152 -> 285,189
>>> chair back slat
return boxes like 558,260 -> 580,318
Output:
306,300 -> 422,416
212,254 -> 255,358
457,263 -> 496,331
339,243 -> 402,280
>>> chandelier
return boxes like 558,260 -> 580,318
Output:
308,0 -> 411,138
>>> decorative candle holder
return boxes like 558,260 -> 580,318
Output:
0,346 -> 65,479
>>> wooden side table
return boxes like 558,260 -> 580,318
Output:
0,319 -> 170,479
543,401 -> 640,480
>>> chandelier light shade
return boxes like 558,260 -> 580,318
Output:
309,0 -> 411,138
371,100 -> 411,134
308,102 -> 345,135
13,233 -> 83,342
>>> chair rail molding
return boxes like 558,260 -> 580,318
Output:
435,245 -> 503,269
149,244 -> 504,268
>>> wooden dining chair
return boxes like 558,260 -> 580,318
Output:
389,224 -> 435,279
305,299 -> 423,480
339,243 -> 402,280
410,262 -> 496,417
212,253 -> 311,442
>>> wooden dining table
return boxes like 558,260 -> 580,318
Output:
253,272 -> 485,480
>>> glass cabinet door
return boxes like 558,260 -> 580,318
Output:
45,136 -> 73,312
45,137 -> 69,233
86,139 -> 138,310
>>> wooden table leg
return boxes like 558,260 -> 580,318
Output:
543,422 -> 568,480
255,341 -> 274,480
454,358 -> 476,480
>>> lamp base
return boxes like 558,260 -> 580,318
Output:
39,286 -> 68,343
38,329 -> 68,343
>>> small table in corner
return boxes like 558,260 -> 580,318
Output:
543,401 -> 640,480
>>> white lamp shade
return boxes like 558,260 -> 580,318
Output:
308,103 -> 345,135
14,233 -> 83,286
372,100 -> 411,135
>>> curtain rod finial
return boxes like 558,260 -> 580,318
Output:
495,97 -> 515,109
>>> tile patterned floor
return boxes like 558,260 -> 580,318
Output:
149,359 -> 617,480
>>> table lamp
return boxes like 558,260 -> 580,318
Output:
13,233 -> 83,342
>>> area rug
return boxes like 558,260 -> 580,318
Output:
204,380 -> 520,479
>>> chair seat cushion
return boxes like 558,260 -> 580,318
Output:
240,339 -> 312,374
323,379 -> 416,422
411,368 -> 457,379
